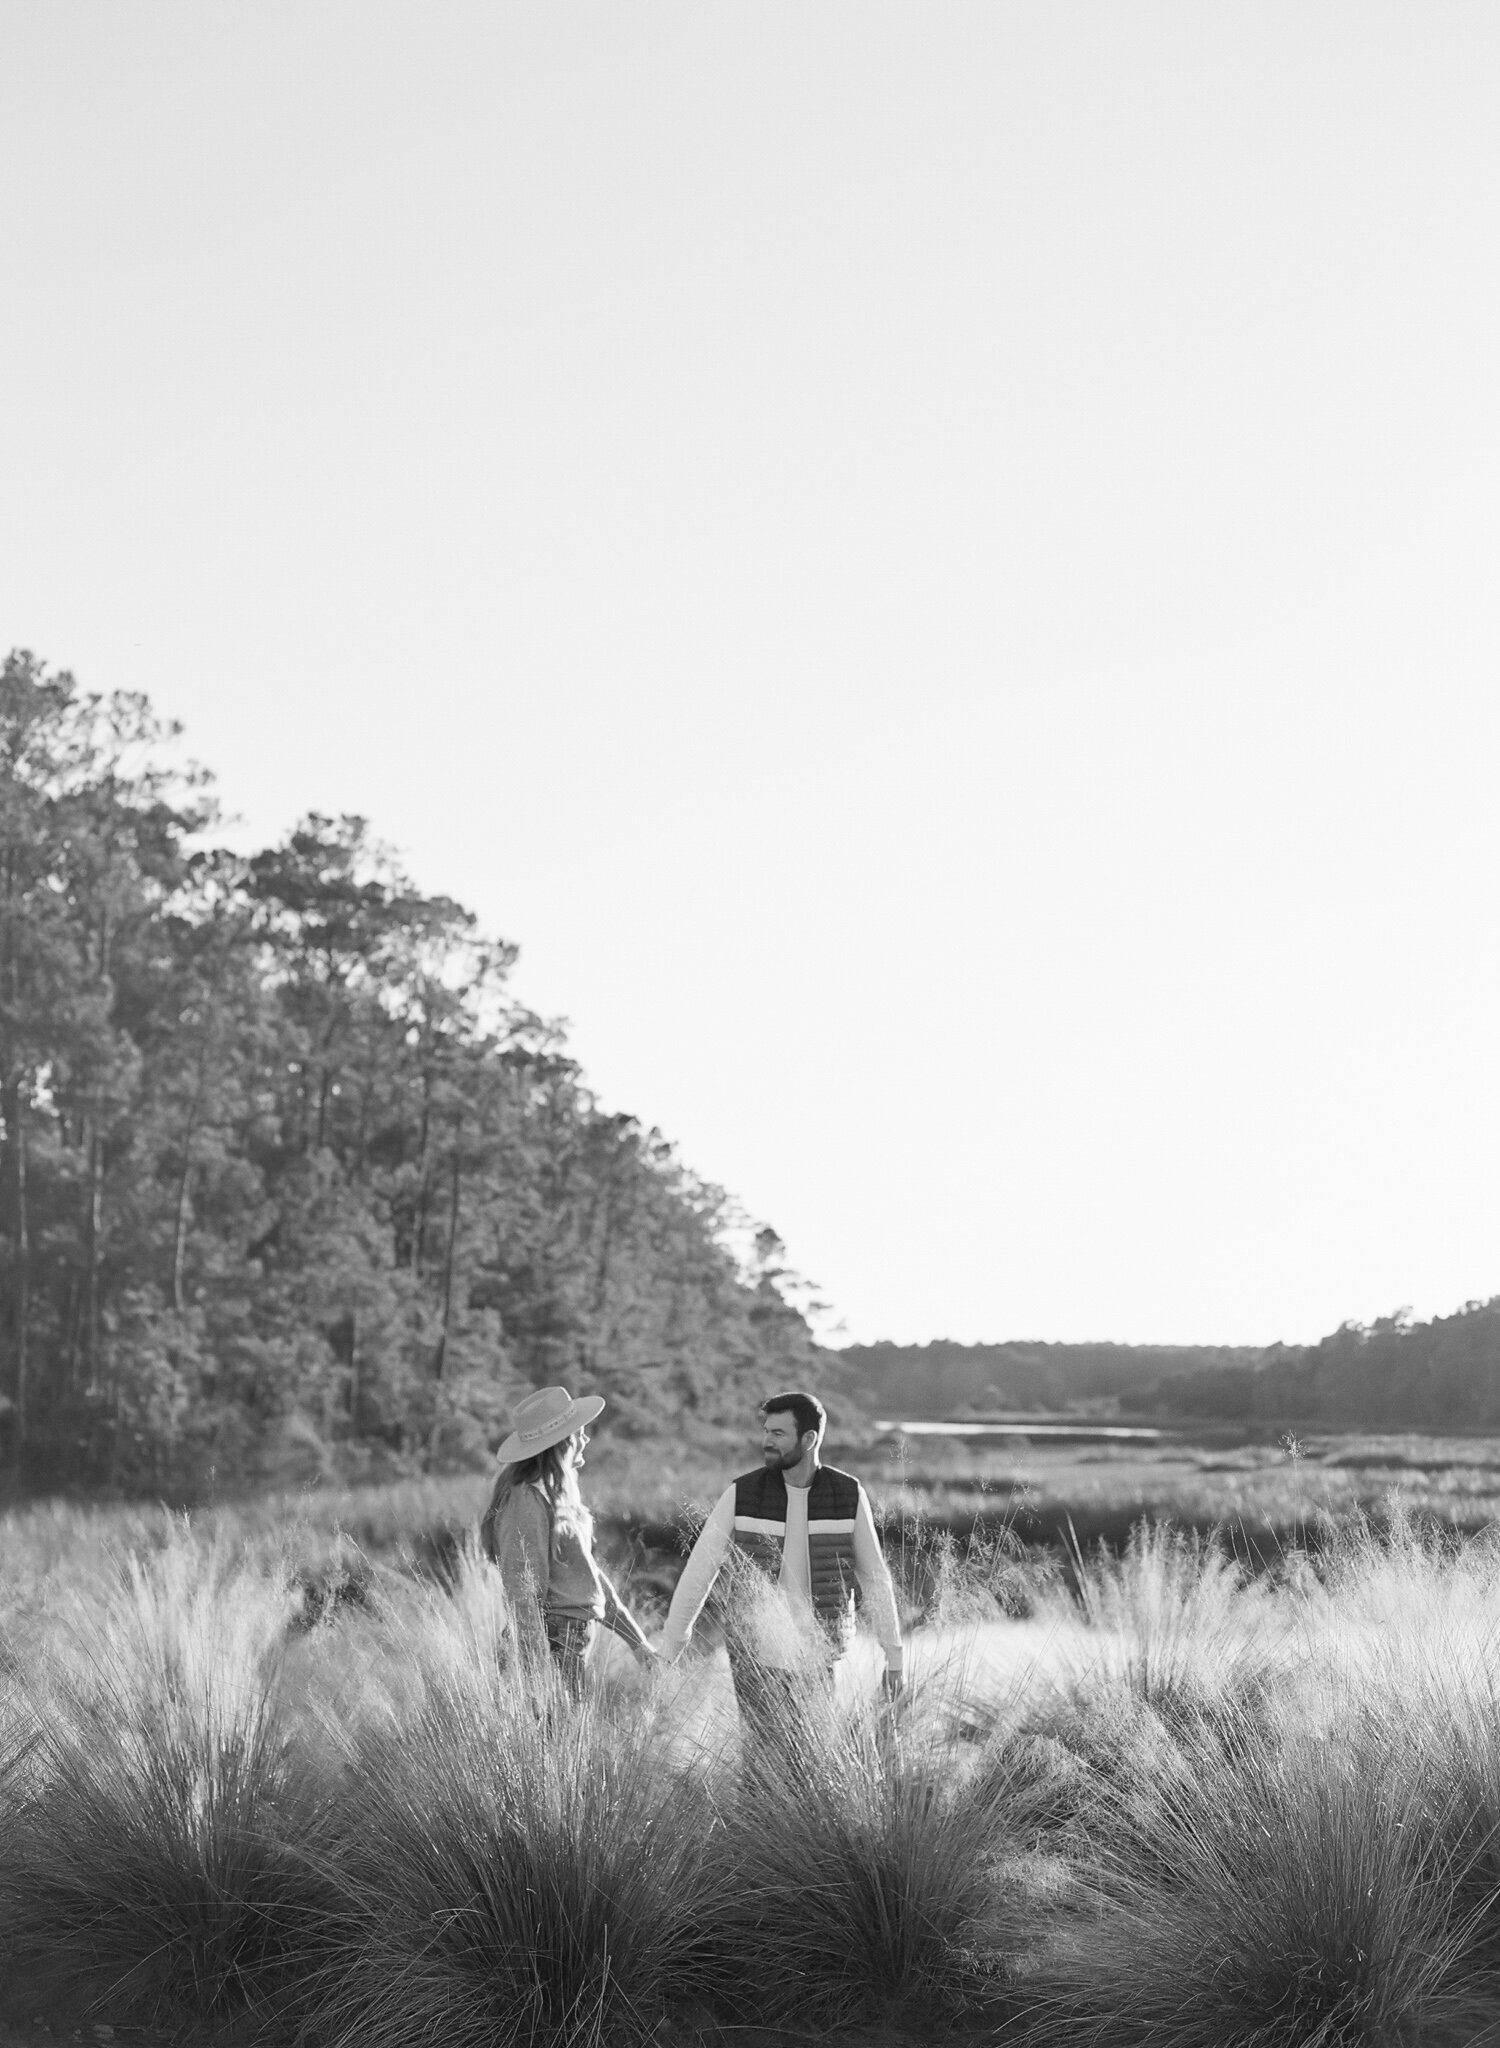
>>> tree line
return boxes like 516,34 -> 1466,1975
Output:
851,1304 -> 1500,1433
0,651 -> 820,1495
1120,1301 -> 1500,1429
841,1337 -> 1266,1419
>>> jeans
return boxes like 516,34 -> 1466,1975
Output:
546,1615 -> 594,1701
726,1644 -> 836,1754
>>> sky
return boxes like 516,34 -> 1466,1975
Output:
3,3 -> 1499,1349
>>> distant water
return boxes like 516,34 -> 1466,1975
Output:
875,1418 -> 1168,1442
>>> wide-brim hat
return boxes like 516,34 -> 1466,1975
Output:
495,1384 -> 605,1465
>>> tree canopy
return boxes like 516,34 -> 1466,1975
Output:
0,651 -> 821,1494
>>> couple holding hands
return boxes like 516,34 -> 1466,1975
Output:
479,1383 -> 904,1732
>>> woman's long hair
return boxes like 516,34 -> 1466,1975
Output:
481,1436 -> 593,1562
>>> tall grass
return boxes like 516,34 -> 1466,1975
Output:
1019,1515 -> 1500,2046
0,1536 -> 331,2029
292,1556 -> 728,2048
3,1499 -> 1500,2043
1031,1702 -> 1498,2048
697,1692 -> 1065,2034
308,1677 -> 727,2048
1306,1512 -> 1500,1984
1064,1518 -> 1292,1716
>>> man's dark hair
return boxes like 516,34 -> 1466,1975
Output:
760,1390 -> 827,1442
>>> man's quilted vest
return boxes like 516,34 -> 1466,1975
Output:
730,1463 -> 862,1654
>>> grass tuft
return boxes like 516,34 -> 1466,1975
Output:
302,1572 -> 729,2048
694,1682 -> 1059,2034
1033,1700 -> 1498,2048
0,1531 -> 332,2030
1065,1517 -> 1286,1720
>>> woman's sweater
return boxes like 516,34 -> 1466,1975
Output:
493,1483 -> 604,1622
490,1482 -> 650,1658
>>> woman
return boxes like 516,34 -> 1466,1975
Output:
480,1383 -> 657,1698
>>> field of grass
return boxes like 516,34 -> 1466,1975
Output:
854,1425 -> 1500,1557
3,1422 -> 1488,1603
6,1458 -> 1500,2047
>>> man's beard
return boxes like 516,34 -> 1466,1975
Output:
763,1445 -> 802,1471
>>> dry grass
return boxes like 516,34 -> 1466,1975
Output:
4,1488 -> 1500,2044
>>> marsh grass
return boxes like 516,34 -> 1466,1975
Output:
697,1692 -> 1065,2035
1299,1514 -> 1500,1987
1031,1704 -> 1500,2048
0,1538 -> 333,2030
4,1499 -> 1500,2044
305,1668 -> 727,2048
1063,1518 -> 1292,1721
877,1492 -> 1059,1637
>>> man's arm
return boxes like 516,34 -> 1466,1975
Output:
597,1570 -> 657,1661
659,1485 -> 736,1659
852,1483 -> 905,1680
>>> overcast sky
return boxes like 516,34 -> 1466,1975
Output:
4,4 -> 1498,1348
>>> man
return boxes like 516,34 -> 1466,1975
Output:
660,1390 -> 904,1738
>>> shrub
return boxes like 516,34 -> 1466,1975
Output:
1065,1519 -> 1288,1720
0,1530 -> 332,2029
1032,1700 -> 1498,2048
1306,1512 -> 1500,1981
302,1586 -> 730,2048
694,1682 -> 1059,2034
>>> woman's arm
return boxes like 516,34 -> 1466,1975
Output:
492,1487 -> 553,1668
